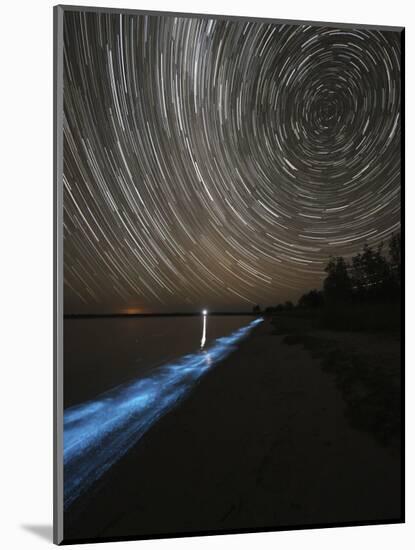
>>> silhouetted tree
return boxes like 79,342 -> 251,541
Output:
389,233 -> 401,289
322,235 -> 401,306
270,302 -> 294,313
252,304 -> 261,314
323,256 -> 352,303
298,289 -> 324,309
350,243 -> 393,302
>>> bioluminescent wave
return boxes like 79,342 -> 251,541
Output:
64,317 -> 263,508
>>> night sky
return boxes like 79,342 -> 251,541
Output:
63,10 -> 401,313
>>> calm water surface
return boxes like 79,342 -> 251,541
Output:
64,315 -> 253,408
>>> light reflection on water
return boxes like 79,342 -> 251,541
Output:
64,317 -> 263,509
201,311 -> 207,348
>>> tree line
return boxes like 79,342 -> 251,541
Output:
253,233 -> 401,314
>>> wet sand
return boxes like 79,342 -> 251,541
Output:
64,319 -> 402,542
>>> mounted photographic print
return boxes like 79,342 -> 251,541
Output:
53,5 -> 404,545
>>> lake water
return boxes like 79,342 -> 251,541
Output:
63,314 -> 262,507
64,315 -> 254,409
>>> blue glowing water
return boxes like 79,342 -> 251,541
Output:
63,317 -> 263,508
64,314 -> 255,408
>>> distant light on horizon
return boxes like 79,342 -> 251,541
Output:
202,309 -> 208,315
121,307 -> 144,315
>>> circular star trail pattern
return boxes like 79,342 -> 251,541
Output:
63,11 -> 401,312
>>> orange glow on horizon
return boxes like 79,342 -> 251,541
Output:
121,307 -> 145,315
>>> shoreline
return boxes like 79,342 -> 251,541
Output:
64,319 -> 401,541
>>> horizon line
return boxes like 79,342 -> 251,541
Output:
64,311 -> 261,318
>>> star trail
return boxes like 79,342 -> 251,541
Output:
63,10 -> 401,313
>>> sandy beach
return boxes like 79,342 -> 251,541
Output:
64,318 -> 402,542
